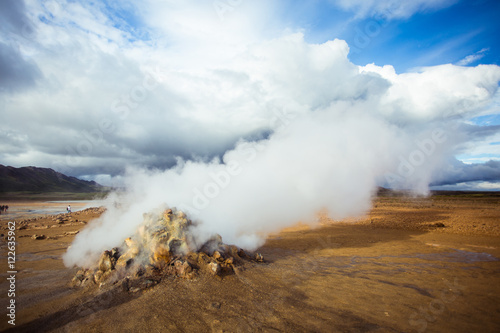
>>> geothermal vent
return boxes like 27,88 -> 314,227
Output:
71,208 -> 264,292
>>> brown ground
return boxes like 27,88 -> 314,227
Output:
0,194 -> 499,332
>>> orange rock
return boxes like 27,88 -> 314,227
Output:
153,245 -> 172,263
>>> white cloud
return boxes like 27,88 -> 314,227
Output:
456,48 -> 489,66
331,0 -> 458,20
360,63 -> 500,121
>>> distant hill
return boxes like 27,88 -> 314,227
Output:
0,165 -> 103,193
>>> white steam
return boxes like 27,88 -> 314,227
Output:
63,35 -> 500,268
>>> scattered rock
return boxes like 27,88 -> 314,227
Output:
211,302 -> 221,309
208,262 -> 221,276
71,271 -> 85,287
31,234 -> 46,240
213,250 -> 223,261
254,253 -> 264,262
174,260 -> 194,279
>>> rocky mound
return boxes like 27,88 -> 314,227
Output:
71,208 -> 264,292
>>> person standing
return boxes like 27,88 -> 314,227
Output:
67,205 -> 71,213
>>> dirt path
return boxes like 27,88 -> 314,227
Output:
0,195 -> 499,332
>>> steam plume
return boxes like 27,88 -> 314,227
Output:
63,36 -> 500,268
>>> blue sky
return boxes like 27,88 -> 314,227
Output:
281,0 -> 500,72
344,0 -> 499,71
0,0 -> 499,191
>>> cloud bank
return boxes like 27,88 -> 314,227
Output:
1,0 -> 499,187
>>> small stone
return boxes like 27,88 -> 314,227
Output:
111,247 -> 121,260
213,250 -> 224,261
237,248 -> 249,259
116,256 -> 134,270
197,252 -> 211,265
208,262 -> 221,276
71,276 -> 82,287
254,253 -> 264,262
94,270 -> 103,283
80,276 -> 95,287
31,234 -> 46,240
174,260 -> 193,278
71,271 -> 85,287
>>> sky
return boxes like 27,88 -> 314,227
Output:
1,0 -> 500,192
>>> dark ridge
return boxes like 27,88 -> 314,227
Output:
0,164 -> 103,193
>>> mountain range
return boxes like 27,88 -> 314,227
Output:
0,164 -> 103,193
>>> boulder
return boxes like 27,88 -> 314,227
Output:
71,270 -> 86,287
213,250 -> 224,262
208,262 -> 221,276
116,255 -> 134,270
174,260 -> 194,279
98,250 -> 115,272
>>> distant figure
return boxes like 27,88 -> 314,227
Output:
67,205 -> 71,214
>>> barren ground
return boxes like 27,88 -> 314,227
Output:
1,194 -> 499,332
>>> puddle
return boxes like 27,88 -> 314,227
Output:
0,202 -> 94,221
